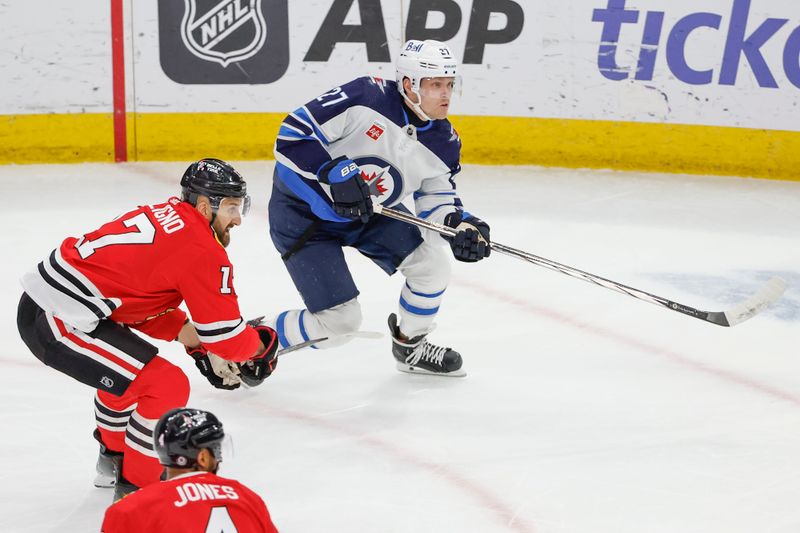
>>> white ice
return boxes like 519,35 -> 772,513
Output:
2,161 -> 798,533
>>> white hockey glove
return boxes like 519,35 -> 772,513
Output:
186,345 -> 242,390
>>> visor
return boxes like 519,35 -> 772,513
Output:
214,195 -> 251,217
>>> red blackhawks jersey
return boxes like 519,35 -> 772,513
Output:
20,198 -> 259,361
101,471 -> 278,533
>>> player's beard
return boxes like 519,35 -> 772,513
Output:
212,221 -> 232,247
219,230 -> 231,247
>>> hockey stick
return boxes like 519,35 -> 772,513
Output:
374,205 -> 786,327
276,337 -> 326,357
239,331 -> 381,387
247,316 -> 383,340
236,338 -> 325,388
275,330 -> 383,357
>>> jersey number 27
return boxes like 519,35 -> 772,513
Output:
316,86 -> 349,107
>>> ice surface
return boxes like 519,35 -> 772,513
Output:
2,162 -> 798,532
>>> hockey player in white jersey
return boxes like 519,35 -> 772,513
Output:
268,39 -> 491,376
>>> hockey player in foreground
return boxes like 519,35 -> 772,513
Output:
16,159 -> 279,500
101,407 -> 279,532
268,39 -> 491,377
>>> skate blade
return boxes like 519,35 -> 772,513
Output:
395,362 -> 466,377
94,474 -> 116,489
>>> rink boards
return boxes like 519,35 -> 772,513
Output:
2,0 -> 799,179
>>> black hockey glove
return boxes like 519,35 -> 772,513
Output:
186,344 -> 241,390
318,156 -> 373,223
238,325 -> 280,387
443,211 -> 491,263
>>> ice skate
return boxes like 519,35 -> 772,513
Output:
388,314 -> 465,377
93,429 -> 122,488
112,468 -> 139,501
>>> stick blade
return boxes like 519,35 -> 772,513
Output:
276,337 -> 328,357
275,331 -> 383,357
348,330 -> 383,339
715,277 -> 787,327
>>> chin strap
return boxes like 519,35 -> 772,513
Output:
211,224 -> 224,246
208,208 -> 219,242
402,90 -> 433,122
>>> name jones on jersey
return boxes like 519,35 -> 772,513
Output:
174,481 -> 240,508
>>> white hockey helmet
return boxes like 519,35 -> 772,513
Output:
396,39 -> 460,120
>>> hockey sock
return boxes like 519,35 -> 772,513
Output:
397,281 -> 445,338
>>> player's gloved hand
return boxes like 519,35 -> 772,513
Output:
185,344 -> 241,390
238,325 -> 280,387
443,211 -> 491,263
318,156 -> 373,223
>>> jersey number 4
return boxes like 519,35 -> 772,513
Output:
75,212 -> 156,259
206,506 -> 238,532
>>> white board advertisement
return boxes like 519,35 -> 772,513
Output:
2,0 -> 799,131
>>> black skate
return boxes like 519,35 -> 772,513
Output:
112,468 -> 139,502
388,314 -> 465,377
93,429 -> 122,489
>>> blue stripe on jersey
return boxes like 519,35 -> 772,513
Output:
284,115 -> 313,135
294,108 -> 329,145
276,311 -> 290,348
400,296 -> 439,316
276,136 -> 333,176
405,282 -> 446,298
418,203 -> 453,219
275,163 -> 349,222
278,126 -> 315,141
413,191 -> 457,200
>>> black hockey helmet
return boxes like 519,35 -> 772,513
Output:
154,408 -> 225,468
180,158 -> 251,216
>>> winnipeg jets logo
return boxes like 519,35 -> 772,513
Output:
180,0 -> 267,67
353,156 -> 404,205
360,167 -> 389,197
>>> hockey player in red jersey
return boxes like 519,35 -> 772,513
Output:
102,407 -> 279,532
16,159 -> 279,501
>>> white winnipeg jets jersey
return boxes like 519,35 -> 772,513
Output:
273,76 -> 465,225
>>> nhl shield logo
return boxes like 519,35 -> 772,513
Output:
180,0 -> 267,67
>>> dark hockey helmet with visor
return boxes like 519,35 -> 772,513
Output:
154,408 -> 226,468
180,158 -> 251,216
